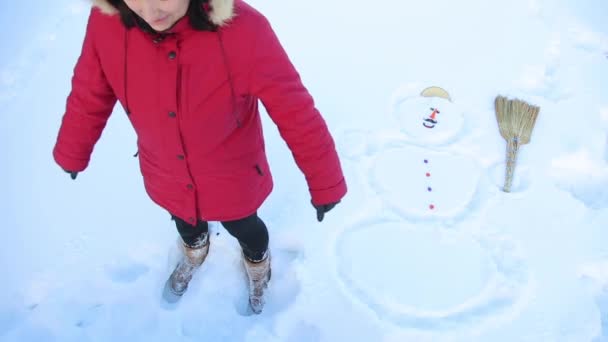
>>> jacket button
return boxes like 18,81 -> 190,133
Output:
186,184 -> 194,190
168,51 -> 177,60
188,217 -> 195,223
177,154 -> 185,160
168,111 -> 176,118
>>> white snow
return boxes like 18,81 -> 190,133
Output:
2,0 -> 608,341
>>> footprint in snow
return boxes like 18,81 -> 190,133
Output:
105,262 -> 150,284
579,261 -> 608,341
75,304 -> 104,328
0,307 -> 24,337
550,153 -> 608,210
285,321 -> 322,342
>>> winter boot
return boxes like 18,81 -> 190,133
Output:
168,233 -> 210,296
243,250 -> 271,314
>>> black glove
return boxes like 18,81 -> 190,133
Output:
312,200 -> 340,222
64,169 -> 78,180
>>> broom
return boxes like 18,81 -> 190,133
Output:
494,95 -> 540,192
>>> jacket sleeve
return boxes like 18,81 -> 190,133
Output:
249,16 -> 347,206
53,8 -> 117,172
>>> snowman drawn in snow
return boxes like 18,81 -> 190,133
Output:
374,85 -> 479,220
333,86 -> 530,332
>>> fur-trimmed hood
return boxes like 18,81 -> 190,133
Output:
91,0 -> 234,27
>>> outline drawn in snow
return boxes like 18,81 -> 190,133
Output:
333,219 -> 532,332
390,85 -> 468,148
369,144 -> 490,226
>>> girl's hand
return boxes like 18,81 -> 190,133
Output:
64,169 -> 79,180
313,201 -> 340,222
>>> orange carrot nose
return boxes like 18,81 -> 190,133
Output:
429,108 -> 440,120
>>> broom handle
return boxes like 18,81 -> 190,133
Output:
504,137 -> 519,192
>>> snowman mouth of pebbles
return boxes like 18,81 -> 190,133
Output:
423,107 -> 440,128
423,119 -> 438,127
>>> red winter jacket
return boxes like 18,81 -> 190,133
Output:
53,0 -> 347,223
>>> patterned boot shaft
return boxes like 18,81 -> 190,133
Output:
243,251 -> 271,314
169,234 -> 210,296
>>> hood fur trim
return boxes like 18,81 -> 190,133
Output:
91,0 -> 235,26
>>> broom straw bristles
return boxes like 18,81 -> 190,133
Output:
495,96 -> 540,145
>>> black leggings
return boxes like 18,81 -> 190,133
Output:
172,213 -> 269,261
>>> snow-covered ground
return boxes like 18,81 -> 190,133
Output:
2,0 -> 608,341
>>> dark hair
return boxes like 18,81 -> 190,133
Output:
109,0 -> 217,33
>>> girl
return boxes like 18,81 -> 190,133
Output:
53,0 -> 346,314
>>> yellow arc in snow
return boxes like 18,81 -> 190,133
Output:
420,86 -> 452,102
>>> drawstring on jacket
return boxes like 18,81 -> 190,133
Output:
123,28 -> 131,116
124,27 -> 138,157
217,30 -> 241,128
